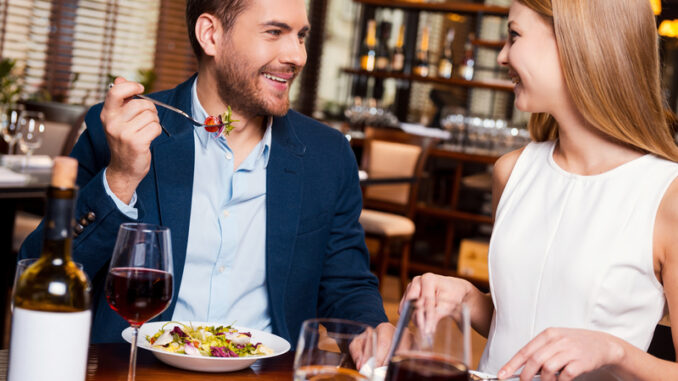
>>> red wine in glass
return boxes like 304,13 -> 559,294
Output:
105,267 -> 173,327
386,354 -> 469,381
107,223 -> 173,381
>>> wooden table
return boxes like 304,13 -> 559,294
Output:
0,344 -> 296,380
0,167 -> 50,347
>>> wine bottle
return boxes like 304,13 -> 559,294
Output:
459,33 -> 476,81
438,28 -> 455,79
413,26 -> 430,77
391,25 -> 406,73
375,21 -> 392,71
8,157 -> 92,381
360,20 -> 378,72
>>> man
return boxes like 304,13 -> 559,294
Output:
20,0 -> 392,354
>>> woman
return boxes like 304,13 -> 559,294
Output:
402,0 -> 678,379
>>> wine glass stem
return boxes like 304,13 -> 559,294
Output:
8,140 -> 15,155
128,326 -> 139,381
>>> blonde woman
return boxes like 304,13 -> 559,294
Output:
401,0 -> 678,379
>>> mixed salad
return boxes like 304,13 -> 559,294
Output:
145,322 -> 273,358
204,105 -> 238,137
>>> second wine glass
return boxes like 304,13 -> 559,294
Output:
1,107 -> 22,155
17,110 -> 45,168
105,223 -> 174,381
386,297 -> 471,381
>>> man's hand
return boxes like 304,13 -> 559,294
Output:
498,328 -> 625,381
102,77 -> 162,204
349,322 -> 395,370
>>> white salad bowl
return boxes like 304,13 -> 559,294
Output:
122,321 -> 291,372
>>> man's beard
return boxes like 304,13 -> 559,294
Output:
215,52 -> 294,118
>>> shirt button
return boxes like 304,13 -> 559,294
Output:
218,266 -> 225,273
222,210 -> 230,217
225,152 -> 233,160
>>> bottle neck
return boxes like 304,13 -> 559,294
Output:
42,186 -> 76,262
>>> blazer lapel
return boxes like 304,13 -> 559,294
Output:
266,115 -> 306,338
149,77 -> 196,319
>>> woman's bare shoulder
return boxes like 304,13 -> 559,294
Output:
493,147 -> 526,190
491,147 -> 526,217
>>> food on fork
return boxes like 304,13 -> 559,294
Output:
146,322 -> 273,358
204,105 -> 238,137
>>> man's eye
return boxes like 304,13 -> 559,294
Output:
298,32 -> 308,42
267,29 -> 282,36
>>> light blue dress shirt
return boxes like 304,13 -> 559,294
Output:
103,78 -> 273,331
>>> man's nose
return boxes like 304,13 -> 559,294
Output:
280,36 -> 307,69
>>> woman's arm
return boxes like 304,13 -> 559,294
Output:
397,148 -> 526,337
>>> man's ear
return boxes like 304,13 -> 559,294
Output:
195,13 -> 222,58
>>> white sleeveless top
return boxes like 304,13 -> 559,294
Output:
478,141 -> 678,374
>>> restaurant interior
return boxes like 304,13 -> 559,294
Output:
1,0 -> 678,378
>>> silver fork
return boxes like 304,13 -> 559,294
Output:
135,94 -> 224,130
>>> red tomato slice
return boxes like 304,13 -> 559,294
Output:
204,115 -> 220,133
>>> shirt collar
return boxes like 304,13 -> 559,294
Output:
191,76 -> 272,167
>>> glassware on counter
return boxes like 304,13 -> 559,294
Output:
440,112 -> 531,155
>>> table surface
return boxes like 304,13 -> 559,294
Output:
0,344 -> 296,380
0,166 -> 50,199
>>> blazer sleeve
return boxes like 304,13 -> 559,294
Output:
18,104 -> 147,279
316,136 -> 388,327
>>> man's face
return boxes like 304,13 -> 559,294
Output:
215,0 -> 309,117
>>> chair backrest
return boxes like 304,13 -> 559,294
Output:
361,126 -> 438,217
21,101 -> 87,157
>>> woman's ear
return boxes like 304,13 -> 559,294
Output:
195,13 -> 222,58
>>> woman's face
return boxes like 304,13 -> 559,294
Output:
498,1 -> 568,114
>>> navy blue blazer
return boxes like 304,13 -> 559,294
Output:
20,75 -> 388,344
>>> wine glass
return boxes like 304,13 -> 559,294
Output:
17,110 -> 45,168
105,223 -> 174,381
1,107 -> 22,154
386,297 -> 471,381
294,318 -> 376,381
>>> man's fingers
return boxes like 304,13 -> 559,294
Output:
374,323 -> 395,367
348,336 -> 363,369
105,78 -> 145,110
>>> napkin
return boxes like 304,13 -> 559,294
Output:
0,167 -> 30,184
1,155 -> 53,169
359,358 -> 388,381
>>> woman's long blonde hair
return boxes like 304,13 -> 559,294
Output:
518,0 -> 678,162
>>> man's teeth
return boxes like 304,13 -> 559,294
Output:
263,73 -> 287,83
511,76 -> 521,85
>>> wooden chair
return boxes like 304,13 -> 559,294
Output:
359,126 -> 438,294
11,101 -> 87,253
21,101 -> 87,156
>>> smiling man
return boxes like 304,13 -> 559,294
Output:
19,0 -> 389,351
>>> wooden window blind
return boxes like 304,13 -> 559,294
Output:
0,0 -> 162,105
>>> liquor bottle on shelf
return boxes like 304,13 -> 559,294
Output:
8,156 -> 92,381
413,26 -> 430,77
360,19 -> 378,72
438,28 -> 455,79
459,33 -> 476,81
391,24 -> 406,73
375,21 -> 392,71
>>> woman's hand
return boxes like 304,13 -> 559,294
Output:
400,273 -> 472,314
400,273 -> 493,336
498,328 -> 625,381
